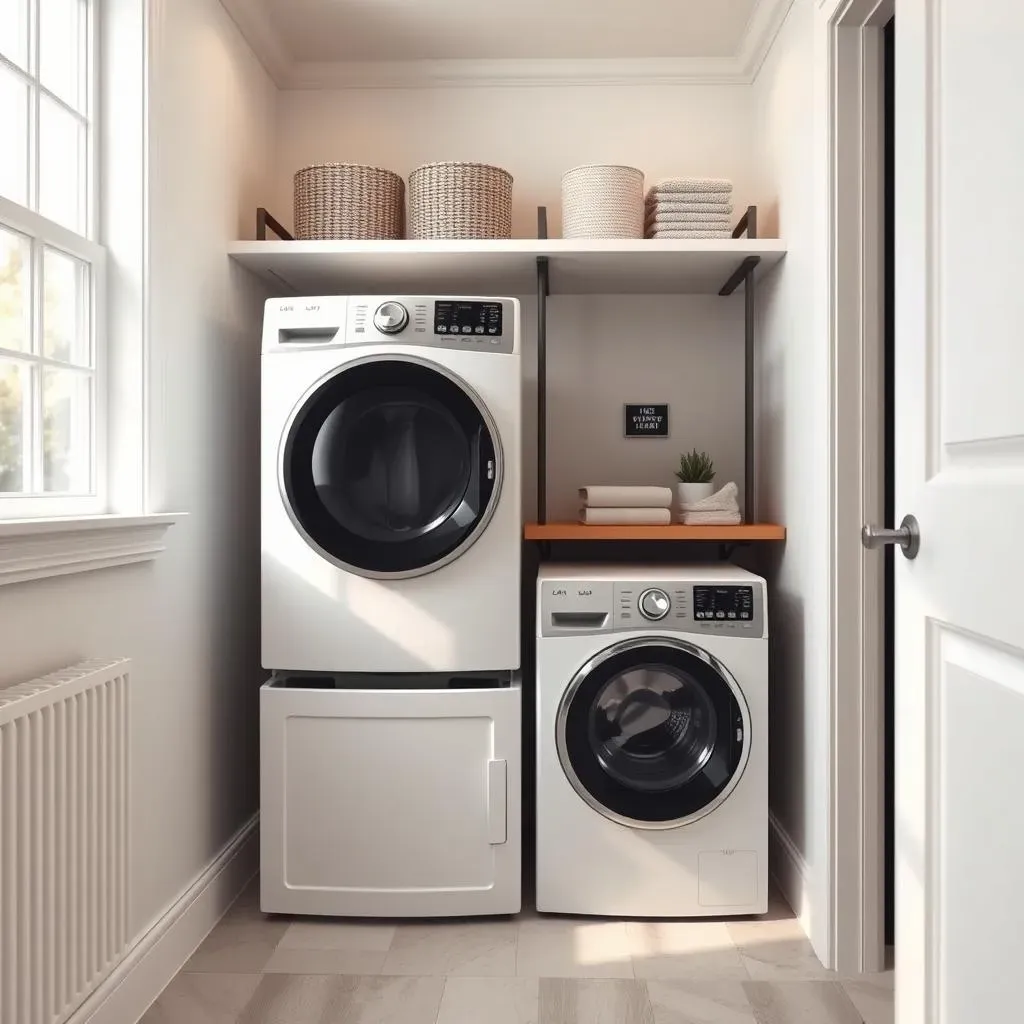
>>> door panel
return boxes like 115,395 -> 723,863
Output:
260,684 -> 521,916
896,2 -> 1024,1021
933,631 -> 1024,1022
282,357 -> 500,578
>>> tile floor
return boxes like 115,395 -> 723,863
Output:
142,881 -> 894,1024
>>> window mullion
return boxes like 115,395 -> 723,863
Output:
30,236 -> 44,492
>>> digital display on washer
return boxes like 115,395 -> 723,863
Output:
693,585 -> 754,622
434,301 -> 503,338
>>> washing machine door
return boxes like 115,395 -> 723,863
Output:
556,636 -> 751,829
280,354 -> 502,578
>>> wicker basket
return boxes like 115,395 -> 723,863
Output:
293,163 -> 405,240
561,164 -> 644,239
408,162 -> 513,240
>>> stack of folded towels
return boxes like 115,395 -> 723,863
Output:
677,481 -> 742,526
579,486 -> 673,525
645,177 -> 734,239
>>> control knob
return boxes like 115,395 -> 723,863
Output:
639,588 -> 671,621
373,301 -> 409,334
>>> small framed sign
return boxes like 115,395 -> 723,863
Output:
624,403 -> 669,438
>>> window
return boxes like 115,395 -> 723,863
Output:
0,0 -> 103,517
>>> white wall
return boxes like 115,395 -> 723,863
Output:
751,0 -> 831,957
0,0 -> 274,965
274,83 -> 757,239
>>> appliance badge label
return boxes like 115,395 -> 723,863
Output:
624,404 -> 669,437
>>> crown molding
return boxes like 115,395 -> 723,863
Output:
218,0 -> 291,84
737,0 -> 797,79
281,56 -> 749,90
220,0 -> 795,90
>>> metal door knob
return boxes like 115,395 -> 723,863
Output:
861,514 -> 920,560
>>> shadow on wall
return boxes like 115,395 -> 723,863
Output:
758,542 -> 807,861
198,260 -> 266,857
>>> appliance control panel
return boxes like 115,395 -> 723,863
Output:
264,295 -> 518,355
540,579 -> 766,638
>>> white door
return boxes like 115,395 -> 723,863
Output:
894,2 -> 1024,1021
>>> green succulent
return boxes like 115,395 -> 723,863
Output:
675,449 -> 715,483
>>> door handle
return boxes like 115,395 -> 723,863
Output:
487,760 -> 507,845
861,513 -> 920,560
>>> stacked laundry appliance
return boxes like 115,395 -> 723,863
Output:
260,295 -> 522,917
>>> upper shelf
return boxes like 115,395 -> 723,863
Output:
227,237 -> 786,297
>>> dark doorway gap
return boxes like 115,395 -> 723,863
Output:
883,14 -> 896,949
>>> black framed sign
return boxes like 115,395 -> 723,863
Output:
624,404 -> 669,437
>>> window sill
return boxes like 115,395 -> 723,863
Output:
0,513 -> 182,587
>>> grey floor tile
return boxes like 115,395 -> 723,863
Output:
237,974 -> 356,1023
842,974 -> 894,1024
140,972 -> 262,1024
727,919 -> 832,981
264,946 -> 388,975
382,919 -> 518,977
185,916 -> 288,974
627,922 -> 748,981
436,977 -> 540,1024
517,918 -> 634,979
279,919 -> 396,952
743,981 -> 864,1024
538,979 -> 655,1024
343,975 -> 447,1024
646,981 -> 758,1024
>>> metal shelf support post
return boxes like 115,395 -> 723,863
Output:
719,206 -> 760,525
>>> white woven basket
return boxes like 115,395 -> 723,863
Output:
408,162 -> 513,240
562,164 -> 644,239
293,163 -> 405,240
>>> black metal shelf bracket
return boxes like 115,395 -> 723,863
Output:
719,205 -> 760,526
256,208 -> 293,241
536,206 -> 550,525
537,254 -> 550,525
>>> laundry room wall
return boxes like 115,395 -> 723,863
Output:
270,81 -> 758,517
0,0 -> 273,1009
271,82 -> 757,240
750,0 -> 831,960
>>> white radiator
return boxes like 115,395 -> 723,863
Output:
0,659 -> 131,1024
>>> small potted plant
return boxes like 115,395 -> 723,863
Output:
675,449 -> 715,506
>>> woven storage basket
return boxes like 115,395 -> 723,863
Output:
408,162 -> 513,240
562,164 -> 644,239
293,163 -> 405,240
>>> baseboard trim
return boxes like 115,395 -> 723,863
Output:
768,809 -> 813,936
68,813 -> 259,1024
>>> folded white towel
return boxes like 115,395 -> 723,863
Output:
579,485 -> 673,509
647,229 -> 732,239
643,201 -> 733,215
647,191 -> 733,206
579,507 -> 672,526
680,509 -> 743,526
650,178 -> 733,195
646,212 -> 732,226
677,482 -> 741,525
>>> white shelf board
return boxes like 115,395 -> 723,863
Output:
227,238 -> 786,296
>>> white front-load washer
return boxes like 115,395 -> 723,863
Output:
535,564 -> 768,917
261,295 -> 521,673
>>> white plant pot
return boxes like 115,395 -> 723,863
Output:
676,481 -> 715,506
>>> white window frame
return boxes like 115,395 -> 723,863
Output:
0,0 -> 108,519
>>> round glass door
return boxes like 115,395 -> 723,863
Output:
556,637 -> 750,828
281,356 -> 502,578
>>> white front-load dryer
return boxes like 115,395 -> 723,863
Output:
261,295 -> 521,673
535,564 -> 768,917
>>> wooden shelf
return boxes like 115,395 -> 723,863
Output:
228,237 -> 786,296
523,522 -> 787,542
